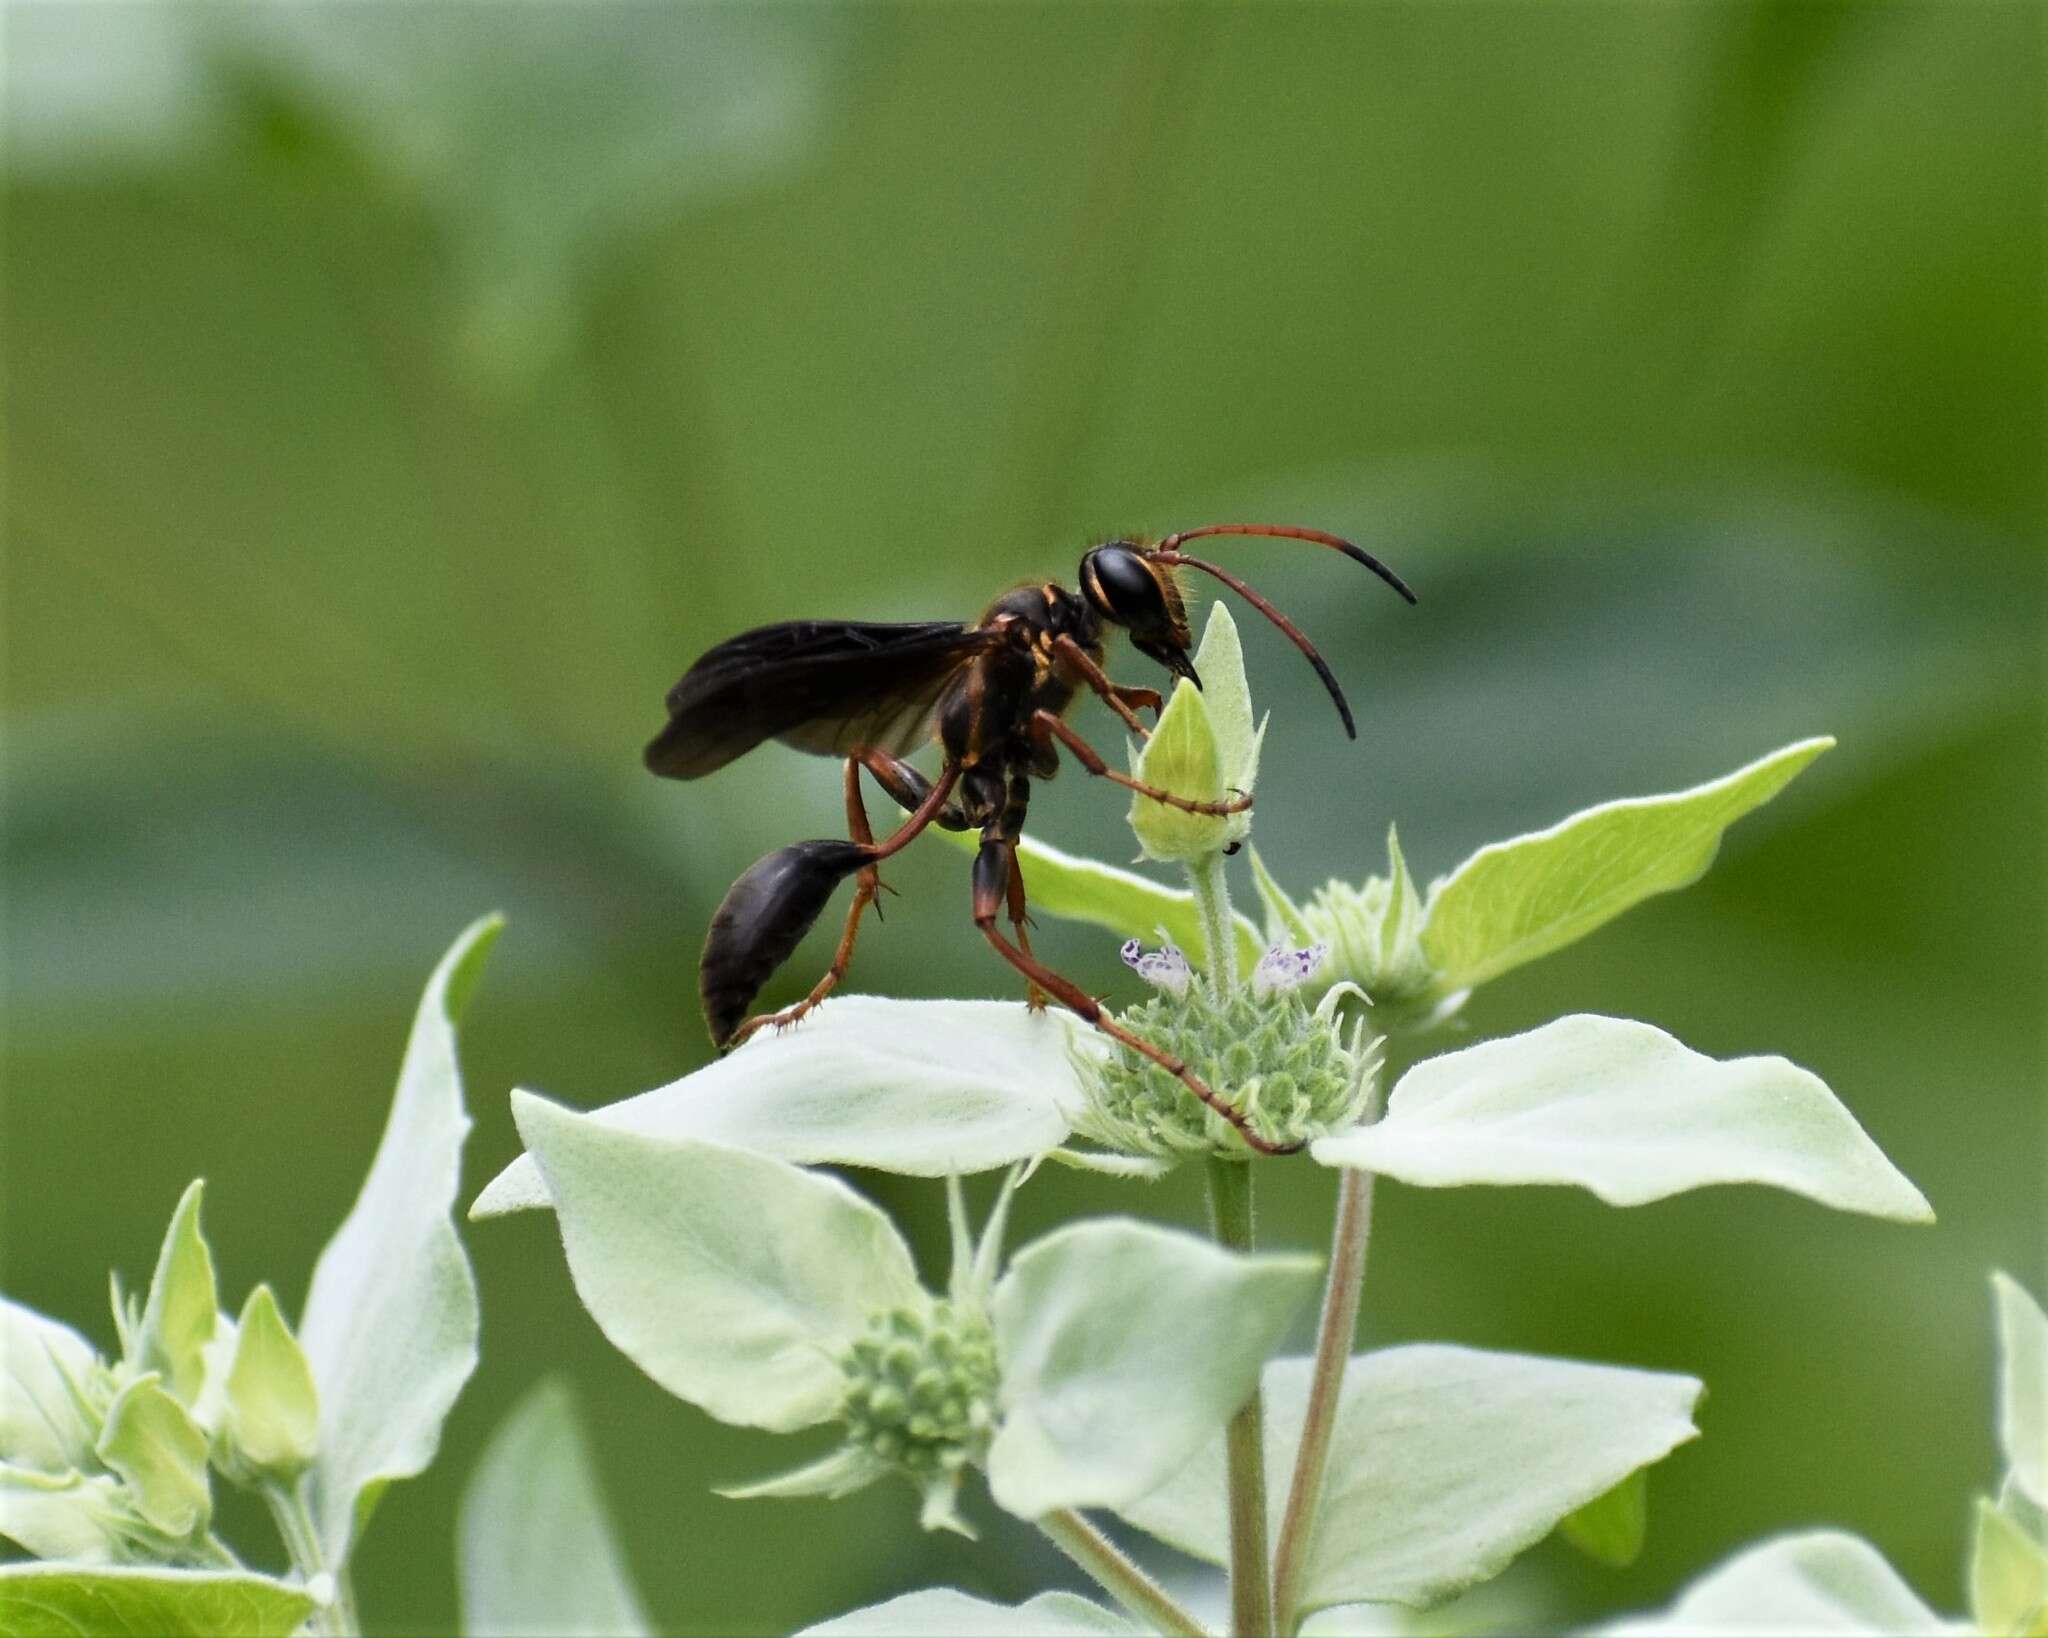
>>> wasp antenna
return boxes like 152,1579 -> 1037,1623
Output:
1153,523 -> 1418,605
1149,550 -> 1358,738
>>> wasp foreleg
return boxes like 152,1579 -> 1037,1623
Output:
1028,710 -> 1253,816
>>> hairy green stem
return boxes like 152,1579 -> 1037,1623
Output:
1270,1168 -> 1376,1634
1037,1508 -> 1209,1637
1271,1023 -> 1393,1636
1207,1154 -> 1273,1636
1188,849 -> 1239,995
264,1479 -> 357,1637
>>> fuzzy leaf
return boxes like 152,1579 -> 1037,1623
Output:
1421,737 -> 1833,994
0,1563 -> 315,1637
717,1444 -> 888,1503
1557,1468 -> 1649,1568
986,1219 -> 1319,1519
1995,1273 -> 2048,1507
1116,1345 -> 1700,1613
513,1097 -> 923,1432
1,1299 -> 102,1473
133,1181 -> 218,1409
1314,1014 -> 1932,1221
801,1589 -> 1137,1636
1596,1530 -> 1953,1635
1972,1493 -> 2048,1636
0,1466 -> 130,1563
300,915 -> 500,1563
458,1379 -> 650,1638
475,999 -> 1090,1215
93,1375 -> 211,1539
936,829 -> 1264,976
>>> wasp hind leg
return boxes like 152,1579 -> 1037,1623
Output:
714,758 -> 959,1050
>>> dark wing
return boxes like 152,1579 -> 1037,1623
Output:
645,619 -> 992,780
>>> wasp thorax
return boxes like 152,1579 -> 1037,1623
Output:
838,1301 -> 998,1479
1073,942 -> 1378,1159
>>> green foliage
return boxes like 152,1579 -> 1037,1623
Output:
1313,1013 -> 1933,1219
0,1564 -> 315,1637
300,914 -> 500,1563
0,923 -> 499,1636
1996,1274 -> 2048,1509
456,1380 -> 650,1638
1418,738 -> 1834,995
986,1221 -> 1319,1520
1557,1470 -> 1650,1570
1115,1347 -> 1700,1615
801,1589 -> 1137,1636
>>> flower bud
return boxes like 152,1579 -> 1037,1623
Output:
1075,941 -> 1379,1159
218,1284 -> 319,1483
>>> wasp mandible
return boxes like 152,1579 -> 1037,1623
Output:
646,524 -> 1416,1154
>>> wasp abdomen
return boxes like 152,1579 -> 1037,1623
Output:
700,839 -> 873,1048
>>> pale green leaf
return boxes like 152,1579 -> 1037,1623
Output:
1116,1345 -> 1701,1612
986,1218 -> 1320,1519
801,1588 -> 1137,1636
221,1286 -> 319,1480
0,1563 -> 315,1637
1314,1015 -> 1932,1221
1557,1468 -> 1648,1567
93,1375 -> 211,1539
1421,737 -> 1834,993
0,1466 -> 129,1563
1249,845 -> 1315,946
512,1097 -> 922,1432
0,1299 -> 102,1473
475,999 -> 1087,1216
458,1379 -> 650,1638
1995,1273 -> 2048,1507
300,914 -> 500,1563
133,1181 -> 217,1409
934,830 -> 1263,975
1596,1530 -> 1954,1635
1971,1494 -> 2048,1636
716,1444 -> 887,1502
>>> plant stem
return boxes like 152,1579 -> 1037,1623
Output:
264,1478 -> 358,1637
1206,1153 -> 1274,1636
1038,1508 -> 1209,1637
1270,1024 -> 1393,1637
1187,849 -> 1240,993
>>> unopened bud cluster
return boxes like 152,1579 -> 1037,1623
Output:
1073,943 -> 1377,1159
838,1301 -> 997,1481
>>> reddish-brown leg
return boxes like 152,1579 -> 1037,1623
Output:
1051,635 -> 1159,738
1004,843 -> 1048,1011
970,835 -> 1297,1155
728,758 -> 960,1046
1030,710 -> 1252,816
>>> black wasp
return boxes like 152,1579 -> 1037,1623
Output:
646,524 -> 1416,1154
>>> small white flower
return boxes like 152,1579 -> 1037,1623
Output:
1120,939 -> 1193,997
1251,942 -> 1329,999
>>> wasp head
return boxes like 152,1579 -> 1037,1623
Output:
1078,541 -> 1200,688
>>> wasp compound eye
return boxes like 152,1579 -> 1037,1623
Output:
1079,543 -> 1170,633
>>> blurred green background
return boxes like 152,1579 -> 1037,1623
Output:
5,3 -> 2041,1632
